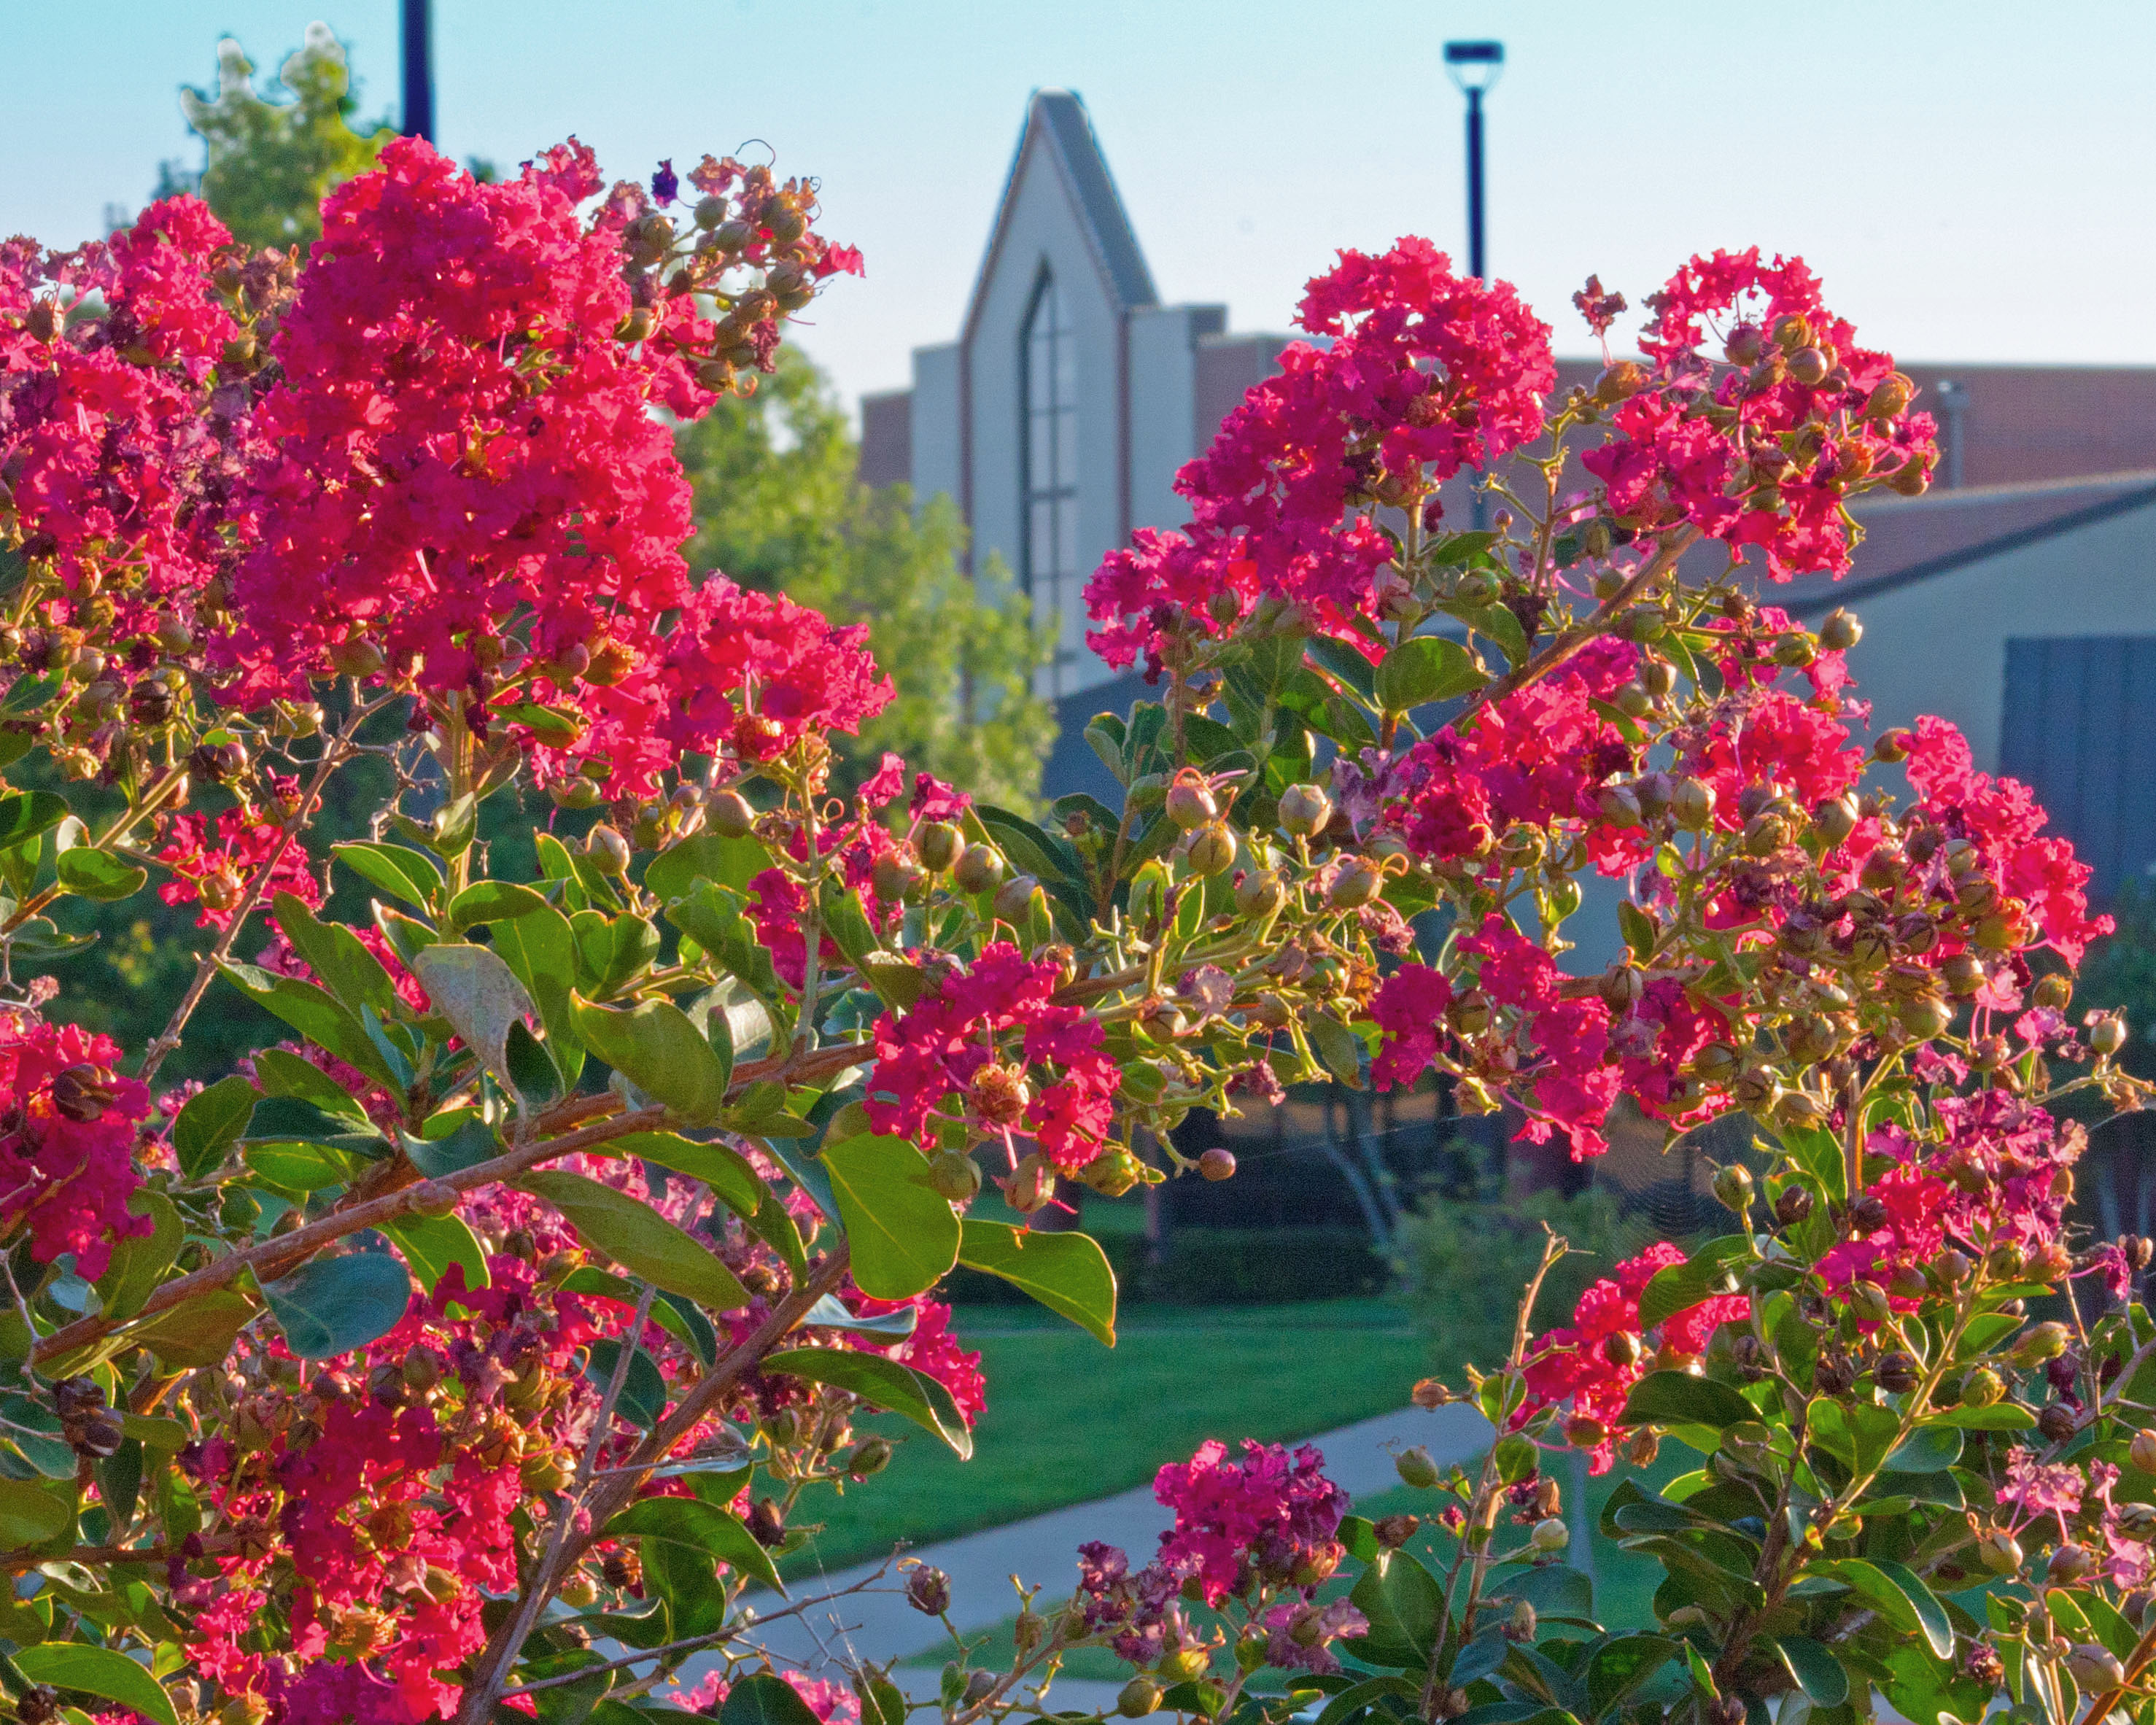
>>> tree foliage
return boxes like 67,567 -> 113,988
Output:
152,25 -> 393,251
675,350 -> 1056,810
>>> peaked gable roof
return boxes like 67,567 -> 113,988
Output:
963,88 -> 1158,342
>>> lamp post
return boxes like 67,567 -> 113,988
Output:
402,0 -> 435,141
1443,41 -> 1504,281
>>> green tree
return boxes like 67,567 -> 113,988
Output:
676,350 -> 1058,810
153,25 -> 393,250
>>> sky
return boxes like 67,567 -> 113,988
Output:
6,0 -> 2154,419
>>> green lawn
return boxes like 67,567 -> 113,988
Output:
780,1298 -> 1424,1581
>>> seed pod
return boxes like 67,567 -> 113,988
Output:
584,825 -> 631,875
2130,1429 -> 2156,1474
2119,1503 -> 2156,1542
1504,1600 -> 1538,1643
1958,1365 -> 2002,1408
1166,773 -> 1219,831
1564,1414 -> 1608,1450
1932,1248 -> 1973,1288
1198,1147 -> 1237,1182
1395,1446 -> 1440,1489
1276,783 -> 1333,837
1372,1512 -> 1421,1548
706,789 -> 756,838
1187,823 -> 1236,877
992,873 -> 1044,925
2039,1403 -> 2078,1444
1670,777 -> 1715,832
1597,784 -> 1643,828
1898,995 -> 1953,1039
1233,869 -> 1284,918
1328,856 -> 1383,908
906,1563 -> 953,1615
1005,1154 -> 1055,1214
1817,608 -> 1863,652
1873,728 -> 1913,764
1602,1330 -> 1643,1367
2093,1015 -> 2129,1057
50,1063 -> 116,1123
330,635 -> 387,680
1159,1647 -> 1209,1683
1690,1042 -> 1742,1086
928,1151 -> 982,1203
2049,1543 -> 2097,1585
18,1688 -> 59,1725
1774,1185 -> 1815,1226
1117,1677 -> 1164,1718
1788,346 -> 1831,387
1875,1352 -> 1920,1395
1531,1516 -> 1569,1552
1846,1280 -> 1893,1323
2032,972 -> 2073,1012
953,843 -> 1007,895
847,1436 -> 894,1479
1977,1527 -> 2023,1573
1081,1148 -> 1144,1198
746,1498 -> 786,1547
2065,1645 -> 2125,1693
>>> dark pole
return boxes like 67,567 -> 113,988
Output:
401,0 -> 435,142
1465,86 -> 1486,280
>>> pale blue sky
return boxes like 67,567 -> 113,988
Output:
6,1 -> 2152,413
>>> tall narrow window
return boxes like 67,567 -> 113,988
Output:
1021,271 -> 1078,689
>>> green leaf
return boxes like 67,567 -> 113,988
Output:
818,1133 -> 961,1300
1882,1424 -> 1963,1474
495,701 -> 586,746
1620,1370 -> 1756,1430
604,1497 -> 784,1593
1343,1547 -> 1440,1667
761,1347 -> 972,1457
0,1476 -> 74,1546
174,1075 -> 260,1182
259,1252 -> 414,1359
93,1193 -> 182,1322
721,1673 -> 823,1725
1501,1563 -> 1596,1627
1375,636 -> 1485,713
517,1168 -> 748,1313
273,893 -> 398,1018
646,831 -> 771,903
0,791 -> 69,850
217,961 -> 398,1092
379,1212 -> 492,1296
447,879 -> 551,930
571,995 -> 730,1125
130,1288 -> 255,1369
484,902 -> 582,1063
13,1644 -> 179,1725
252,1048 -> 373,1122
1926,1403 -> 2036,1430
411,942 -> 538,1101
1776,1637 -> 1849,1707
956,1220 -> 1117,1344
1810,1558 -> 1953,1658
583,1337 -> 668,1430
610,1131 -> 764,1217
1637,1236 -> 1751,1331
1306,634 -> 1379,703
332,840 -> 444,911
54,846 -> 146,901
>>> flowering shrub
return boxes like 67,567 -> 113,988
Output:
0,143 -> 2149,1725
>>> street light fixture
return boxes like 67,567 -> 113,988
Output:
1443,40 -> 1504,281
402,0 -> 435,142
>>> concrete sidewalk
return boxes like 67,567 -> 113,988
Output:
731,1400 -> 1496,1678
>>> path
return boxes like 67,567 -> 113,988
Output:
725,1400 -> 1495,1686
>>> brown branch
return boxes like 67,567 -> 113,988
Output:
454,1245 -> 853,1725
30,1100 -> 670,1368
1459,524 -> 1702,718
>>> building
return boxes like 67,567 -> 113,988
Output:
865,88 -> 2156,896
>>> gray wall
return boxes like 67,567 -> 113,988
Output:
1128,303 -> 1225,535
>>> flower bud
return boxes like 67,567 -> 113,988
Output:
1873,729 -> 1912,764
1504,1600 -> 1537,1643
2032,972 -> 2073,1012
1395,1446 -> 1440,1489
330,635 -> 387,681
1277,783 -> 1333,837
1005,1154 -> 1055,1214
746,1497 -> 786,1547
1960,1365 -> 2003,1408
2013,1322 -> 2071,1366
1898,995 -> 1953,1040
1531,1516 -> 1570,1553
1564,1414 -> 1608,1450
1187,823 -> 1236,877
1932,1248 -> 1972,1287
2133,1429 -> 2156,1474
1817,608 -> 1863,653
1864,375 -> 1914,420
846,1436 -> 894,1478
1846,1280 -> 1893,1323
1198,1147 -> 1237,1182
1117,1678 -> 1163,1718
917,821 -> 962,873
2093,1015 -> 2129,1057
953,843 -> 1007,895
585,825 -> 631,875
705,789 -> 756,839
1788,346 -> 1831,387
1597,784 -> 1643,828
993,874 -> 1044,924
1670,777 -> 1715,832
1233,869 -> 1285,920
1710,1163 -> 1754,1216
1159,1648 -> 1209,1683
1724,322 -> 1764,365
1773,313 -> 1813,352
1593,361 -> 1647,405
